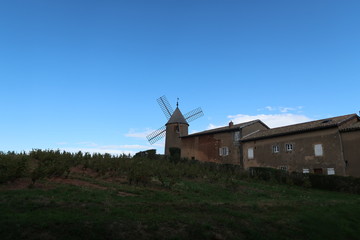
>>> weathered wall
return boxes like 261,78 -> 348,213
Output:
242,128 -> 347,175
341,130 -> 360,177
165,123 -> 188,156
242,122 -> 268,137
181,132 -> 238,164
181,122 -> 268,165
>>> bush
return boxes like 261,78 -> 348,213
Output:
0,153 -> 28,183
309,174 -> 360,194
248,167 -> 289,184
248,167 -> 360,194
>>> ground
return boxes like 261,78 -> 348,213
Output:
1,166 -> 360,240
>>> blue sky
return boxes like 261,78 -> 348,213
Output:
1,0 -> 359,155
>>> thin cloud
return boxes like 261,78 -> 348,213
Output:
228,113 -> 312,128
207,123 -> 224,130
125,128 -> 154,139
260,106 -> 304,113
100,145 -> 151,150
75,142 -> 98,147
58,147 -> 135,156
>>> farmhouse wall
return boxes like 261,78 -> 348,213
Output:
341,129 -> 360,177
165,123 -> 188,156
181,121 -> 268,166
242,128 -> 347,176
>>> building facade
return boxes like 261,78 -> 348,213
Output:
163,110 -> 360,177
181,120 -> 269,166
241,114 -> 360,177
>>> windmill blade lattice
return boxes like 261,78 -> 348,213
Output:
147,126 -> 166,144
157,95 -> 174,120
184,107 -> 204,123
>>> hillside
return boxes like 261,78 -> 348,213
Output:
1,154 -> 360,240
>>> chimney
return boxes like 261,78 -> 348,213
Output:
229,121 -> 234,127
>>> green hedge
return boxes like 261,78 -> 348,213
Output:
248,167 -> 360,194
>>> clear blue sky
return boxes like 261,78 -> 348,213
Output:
1,0 -> 359,154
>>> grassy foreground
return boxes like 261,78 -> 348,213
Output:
1,170 -> 360,240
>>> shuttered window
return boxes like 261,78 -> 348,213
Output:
248,148 -> 254,159
219,147 -> 229,156
314,144 -> 323,156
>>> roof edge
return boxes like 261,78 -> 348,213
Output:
182,119 -> 267,138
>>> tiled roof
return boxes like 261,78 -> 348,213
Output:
166,107 -> 188,125
241,114 -> 358,141
182,120 -> 268,138
340,121 -> 360,132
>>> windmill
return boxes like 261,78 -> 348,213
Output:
147,95 -> 204,155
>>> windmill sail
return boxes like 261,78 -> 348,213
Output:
157,95 -> 174,120
147,95 -> 204,145
147,126 -> 166,144
184,107 -> 204,123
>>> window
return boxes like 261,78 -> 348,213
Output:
219,147 -> 229,156
247,147 -> 254,159
234,131 -> 241,141
303,168 -> 310,174
272,145 -> 280,153
285,143 -> 294,152
279,166 -> 288,171
314,144 -> 323,156
327,168 -> 335,175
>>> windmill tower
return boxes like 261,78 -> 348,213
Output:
147,96 -> 204,155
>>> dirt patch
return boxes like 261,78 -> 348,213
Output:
0,177 -> 108,191
0,178 -> 52,190
70,165 -> 99,178
49,177 -> 108,190
117,191 -> 138,197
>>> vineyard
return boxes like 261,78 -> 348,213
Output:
0,149 -> 246,189
1,150 -> 360,240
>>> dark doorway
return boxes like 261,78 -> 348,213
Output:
314,168 -> 323,174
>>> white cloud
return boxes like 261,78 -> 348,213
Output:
125,128 -> 155,139
265,106 -> 276,111
100,145 -> 151,149
260,106 -> 304,113
279,107 -> 296,113
55,142 -> 154,156
227,113 -> 312,128
207,123 -> 223,130
58,147 -> 135,156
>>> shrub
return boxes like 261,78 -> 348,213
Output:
0,153 -> 28,183
309,174 -> 360,194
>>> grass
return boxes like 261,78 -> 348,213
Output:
1,172 -> 360,240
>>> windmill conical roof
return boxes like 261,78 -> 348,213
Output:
166,107 -> 189,126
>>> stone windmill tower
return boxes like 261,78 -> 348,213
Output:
147,96 -> 204,155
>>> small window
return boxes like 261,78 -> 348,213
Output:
327,168 -> 335,175
175,125 -> 180,133
303,168 -> 310,174
219,147 -> 229,156
272,145 -> 280,153
314,144 -> 323,156
234,131 -> 241,141
279,166 -> 288,171
247,147 -> 254,159
285,143 -> 294,152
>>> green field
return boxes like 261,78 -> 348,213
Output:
1,169 -> 360,240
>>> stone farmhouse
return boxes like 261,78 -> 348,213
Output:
164,106 -> 360,177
